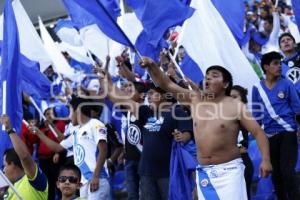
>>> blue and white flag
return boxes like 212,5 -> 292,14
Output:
180,53 -> 204,84
177,0 -> 259,93
63,0 -> 133,48
54,19 -> 82,46
0,41 -> 51,101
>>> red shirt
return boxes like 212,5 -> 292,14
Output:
38,120 -> 65,159
20,123 -> 39,155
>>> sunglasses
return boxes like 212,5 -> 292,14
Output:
58,176 -> 79,184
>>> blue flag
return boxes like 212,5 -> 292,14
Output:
126,0 -> 195,47
0,0 -> 22,167
169,142 -> 197,200
0,0 -> 22,133
133,32 -> 170,78
211,0 -> 245,46
0,42 -> 51,101
21,56 -> 51,100
180,53 -> 204,84
292,0 -> 300,33
63,0 -> 134,47
100,0 -> 121,20
180,0 -> 192,5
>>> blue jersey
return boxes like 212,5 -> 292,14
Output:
252,78 -> 300,134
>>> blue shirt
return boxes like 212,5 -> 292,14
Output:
252,78 -> 300,134
138,105 -> 193,177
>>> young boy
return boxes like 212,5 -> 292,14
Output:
57,164 -> 82,200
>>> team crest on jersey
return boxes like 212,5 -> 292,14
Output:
200,179 -> 209,187
127,124 -> 141,145
277,91 -> 285,99
286,67 -> 300,84
74,144 -> 85,166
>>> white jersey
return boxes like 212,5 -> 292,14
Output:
63,123 -> 79,157
196,158 -> 247,200
60,119 -> 108,184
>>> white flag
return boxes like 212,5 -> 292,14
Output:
39,17 -> 76,81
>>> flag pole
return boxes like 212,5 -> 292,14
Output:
0,171 -> 23,200
29,96 -> 59,138
167,51 -> 193,90
22,119 -> 29,127
2,81 -> 7,130
95,0 -> 143,60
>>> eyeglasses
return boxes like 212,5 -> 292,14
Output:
58,176 -> 78,184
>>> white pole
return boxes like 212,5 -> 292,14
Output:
29,97 -> 58,138
2,81 -> 7,130
167,52 -> 192,90
0,171 -> 23,200
106,39 -> 110,57
22,119 -> 29,127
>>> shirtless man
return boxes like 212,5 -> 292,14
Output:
139,58 -> 272,200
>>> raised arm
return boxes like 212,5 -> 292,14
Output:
238,102 -> 272,177
140,57 -> 193,104
1,115 -> 36,179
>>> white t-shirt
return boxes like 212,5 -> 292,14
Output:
60,119 -> 108,184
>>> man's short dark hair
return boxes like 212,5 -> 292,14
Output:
58,164 -> 81,181
206,65 -> 233,96
69,95 -> 95,117
260,51 -> 283,73
278,32 -> 296,46
4,149 -> 23,170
